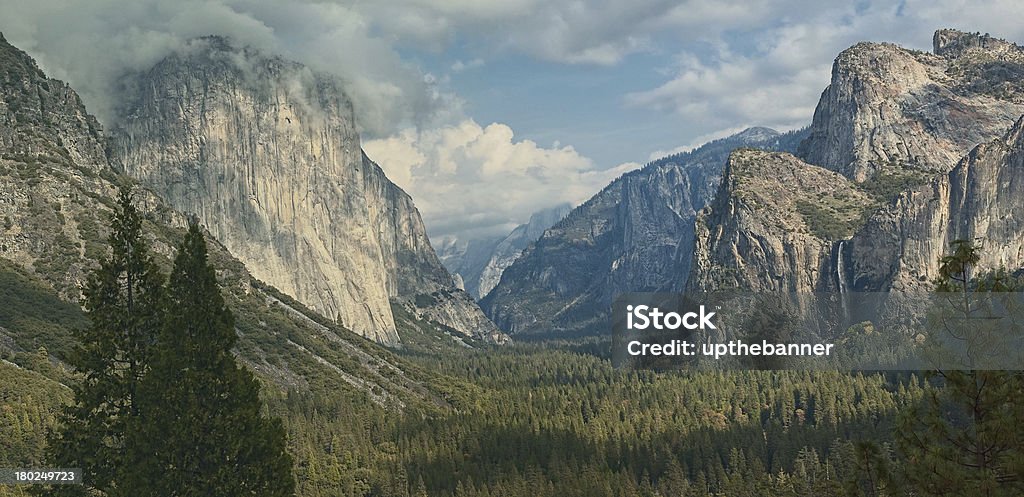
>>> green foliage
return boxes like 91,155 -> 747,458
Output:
380,343 -> 920,497
413,293 -> 438,308
843,441 -> 899,497
31,233 -> 78,289
0,363 -> 69,497
896,239 -> 1024,496
0,180 -> 974,496
933,238 -> 980,292
0,258 -> 88,365
72,211 -> 105,262
44,187 -> 166,496
858,168 -> 931,204
123,223 -> 294,496
0,362 -> 70,468
798,168 -> 933,244
795,199 -> 867,240
5,257 -> 928,497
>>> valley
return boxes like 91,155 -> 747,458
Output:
1,22 -> 1023,497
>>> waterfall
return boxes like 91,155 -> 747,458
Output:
835,240 -> 848,294
834,240 -> 850,323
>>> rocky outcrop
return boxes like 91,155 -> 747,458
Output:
482,127 -> 806,335
0,33 -> 471,407
690,29 -> 1024,296
798,30 -> 1024,181
689,150 -> 870,292
849,115 -> 1024,292
110,37 -> 503,344
0,33 -> 121,300
0,33 -> 106,173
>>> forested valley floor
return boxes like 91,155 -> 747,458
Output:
0,276 -> 921,497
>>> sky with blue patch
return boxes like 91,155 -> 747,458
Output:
2,0 -> 1022,240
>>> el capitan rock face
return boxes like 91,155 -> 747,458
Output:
0,32 -> 468,405
111,37 -> 503,344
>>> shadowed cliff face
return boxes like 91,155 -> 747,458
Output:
110,37 -> 503,345
439,203 -> 572,300
475,204 -> 572,300
688,149 -> 871,293
482,127 -> 807,335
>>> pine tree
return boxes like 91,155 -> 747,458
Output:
843,441 -> 896,497
122,222 -> 294,496
44,187 -> 165,496
896,239 -> 1024,496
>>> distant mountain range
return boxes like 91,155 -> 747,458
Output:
438,203 -> 572,300
482,126 -> 808,335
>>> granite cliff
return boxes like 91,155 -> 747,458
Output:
482,127 -> 807,335
850,115 -> 1024,292
0,33 -> 455,407
486,29 -> 1024,336
693,29 -> 1024,294
0,32 -> 117,300
688,149 -> 871,292
110,37 -> 504,345
799,30 -> 1024,181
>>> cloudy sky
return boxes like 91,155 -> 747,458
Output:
2,0 -> 1022,242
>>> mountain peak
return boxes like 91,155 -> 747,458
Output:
799,29 -> 1024,181
933,28 -> 1021,59
735,127 -> 779,142
0,32 -> 44,79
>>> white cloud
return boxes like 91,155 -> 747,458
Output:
624,1 -> 1024,133
4,0 -> 1024,244
451,58 -> 484,72
624,16 -> 854,131
355,0 -> 689,65
364,120 -> 638,240
0,0 -> 459,137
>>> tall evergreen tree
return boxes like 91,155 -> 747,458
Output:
897,239 -> 1024,496
44,187 -> 165,496
122,222 -> 294,496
